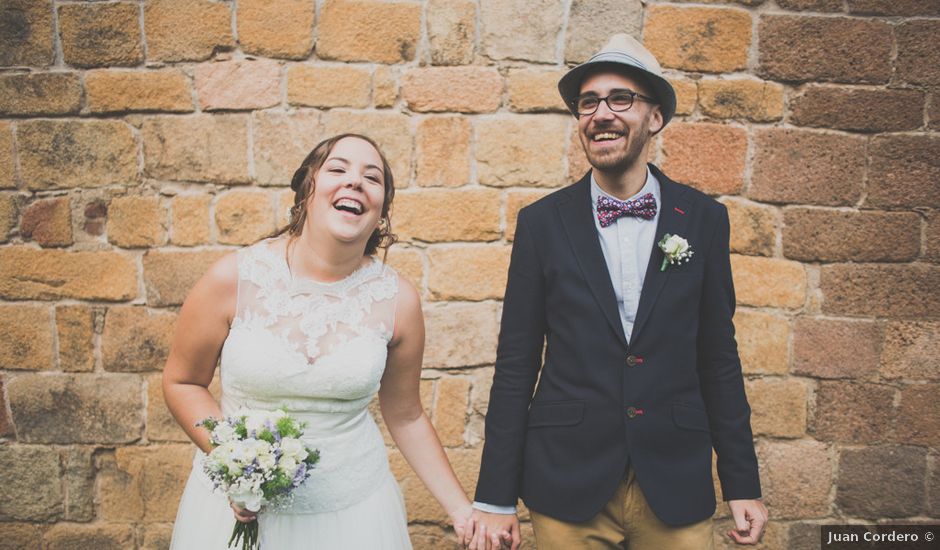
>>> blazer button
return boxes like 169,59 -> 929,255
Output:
626,355 -> 638,367
626,406 -> 637,418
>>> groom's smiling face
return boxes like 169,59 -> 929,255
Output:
576,69 -> 663,173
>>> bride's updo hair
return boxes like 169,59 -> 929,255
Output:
273,133 -> 397,256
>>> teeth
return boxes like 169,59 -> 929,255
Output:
593,132 -> 622,141
335,198 -> 363,214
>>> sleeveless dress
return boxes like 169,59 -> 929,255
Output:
170,239 -> 412,549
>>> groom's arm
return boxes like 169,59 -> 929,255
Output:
696,204 -> 762,501
475,209 -> 546,506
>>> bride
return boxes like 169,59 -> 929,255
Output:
163,134 -> 474,548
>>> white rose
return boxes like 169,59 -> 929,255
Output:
212,423 -> 237,444
278,456 -> 298,475
279,438 -> 308,462
663,235 -> 689,256
244,412 -> 267,435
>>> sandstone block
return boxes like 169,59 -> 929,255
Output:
480,0 -> 564,63
793,317 -> 880,379
427,0 -> 475,66
385,246 -> 423,288
237,0 -> 315,59
59,2 -> 142,67
565,0 -> 642,64
790,86 -> 925,132
416,116 -> 471,187
373,66 -> 398,108
661,123 -> 746,195
322,111 -> 412,186
21,196 -> 72,247
814,381 -> 894,444
645,6 -> 751,72
783,208 -> 920,262
19,119 -> 137,190
0,0 -> 54,66
0,523 -> 48,550
507,68 -> 567,113
758,16 -> 892,83
0,72 -> 81,115
253,110 -> 322,187
476,115 -> 568,187
44,523 -> 135,550
287,64 -> 371,109
0,305 -> 52,371
749,128 -> 865,206
86,69 -> 193,113
144,0 -> 233,62
170,194 -> 212,246
698,78 -> 783,122
0,122 -> 13,188
7,373 -> 143,444
758,440 -> 832,518
56,305 -> 96,372
507,189 -> 553,241
142,115 -> 250,184
82,198 -> 107,236
143,249 -> 230,306
216,189 -> 276,245
746,378 -> 807,438
428,245 -> 511,301
848,0 -> 940,15
424,302 -> 498,369
895,20 -> 940,86
102,307 -> 177,372
670,78 -> 697,116
0,247 -> 137,301
896,384 -> 940,447
720,197 -> 776,257
734,309 -> 788,375
196,58 -> 280,111
730,255 -> 806,309
391,447 -> 481,523
866,135 -> 940,209
62,446 -> 95,521
881,321 -> 940,381
141,524 -> 174,550
0,194 -> 14,242
317,0 -> 421,63
0,445 -> 62,521
108,195 -> 167,248
394,188 -> 501,243
837,446 -> 925,518
402,67 -> 502,113
0,378 -> 12,437
433,376 -> 471,446
97,445 -> 196,522
820,264 -> 940,318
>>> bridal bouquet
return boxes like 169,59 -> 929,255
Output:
197,409 -> 320,550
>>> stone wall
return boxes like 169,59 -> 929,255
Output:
0,0 -> 938,548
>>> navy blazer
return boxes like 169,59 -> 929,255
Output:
475,164 -> 761,526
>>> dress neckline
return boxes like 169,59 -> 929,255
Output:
255,239 -> 384,296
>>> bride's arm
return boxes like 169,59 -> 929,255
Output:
162,253 -> 238,454
378,277 -> 474,535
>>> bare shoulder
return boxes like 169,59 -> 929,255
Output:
391,273 -> 423,346
181,250 -> 240,324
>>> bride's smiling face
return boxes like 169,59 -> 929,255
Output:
304,136 -> 387,247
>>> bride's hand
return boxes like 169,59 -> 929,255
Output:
230,501 -> 257,523
449,502 -> 475,544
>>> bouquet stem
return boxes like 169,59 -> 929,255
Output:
229,518 -> 259,550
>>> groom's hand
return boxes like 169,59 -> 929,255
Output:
727,499 -> 768,545
466,510 -> 520,550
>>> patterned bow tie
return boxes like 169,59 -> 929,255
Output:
596,193 -> 657,227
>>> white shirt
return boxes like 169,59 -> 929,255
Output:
473,168 -> 661,514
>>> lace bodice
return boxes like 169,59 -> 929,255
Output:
197,238 -> 401,513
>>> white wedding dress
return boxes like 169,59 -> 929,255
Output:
170,239 -> 412,549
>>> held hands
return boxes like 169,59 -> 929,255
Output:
462,510 -> 520,550
727,499 -> 768,545
229,501 -> 257,524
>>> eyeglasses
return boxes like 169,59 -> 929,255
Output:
571,90 -> 658,116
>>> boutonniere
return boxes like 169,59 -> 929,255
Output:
658,234 -> 693,271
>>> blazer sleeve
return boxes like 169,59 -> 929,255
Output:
474,209 -> 547,506
696,204 -> 762,501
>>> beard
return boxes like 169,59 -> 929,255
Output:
580,114 -> 652,173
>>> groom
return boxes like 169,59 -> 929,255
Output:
469,35 -> 766,549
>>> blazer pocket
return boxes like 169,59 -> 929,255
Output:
527,400 -> 585,428
672,403 -> 710,432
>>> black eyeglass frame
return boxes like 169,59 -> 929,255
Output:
570,89 -> 659,117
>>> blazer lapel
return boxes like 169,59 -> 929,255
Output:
557,175 -> 629,348
630,167 -> 693,343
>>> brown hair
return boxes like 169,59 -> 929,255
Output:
272,133 -> 397,257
